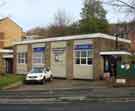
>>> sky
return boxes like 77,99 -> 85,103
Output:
0,0 -> 126,31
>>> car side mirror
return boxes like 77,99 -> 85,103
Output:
46,68 -> 50,72
43,69 -> 47,73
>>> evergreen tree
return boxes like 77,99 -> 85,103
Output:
80,0 -> 109,34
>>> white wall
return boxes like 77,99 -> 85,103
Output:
16,45 -> 28,74
73,39 -> 94,79
51,41 -> 67,78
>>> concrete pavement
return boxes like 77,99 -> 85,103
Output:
2,87 -> 135,98
13,79 -> 107,91
1,87 -> 135,104
1,79 -> 135,104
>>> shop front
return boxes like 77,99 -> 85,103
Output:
14,33 -> 130,79
32,43 -> 46,68
100,51 -> 131,79
73,39 -> 94,79
51,42 -> 67,78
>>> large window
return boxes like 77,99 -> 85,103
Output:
32,52 -> 44,64
32,47 -> 45,65
17,53 -> 27,64
75,50 -> 93,65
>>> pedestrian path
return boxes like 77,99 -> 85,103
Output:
13,79 -> 107,91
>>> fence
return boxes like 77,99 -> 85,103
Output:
117,64 -> 135,78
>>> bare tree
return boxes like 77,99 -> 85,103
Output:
102,0 -> 135,33
103,0 -> 135,19
47,9 -> 75,37
52,9 -> 72,27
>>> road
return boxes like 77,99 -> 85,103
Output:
1,87 -> 135,99
0,88 -> 135,110
0,101 -> 134,111
1,87 -> 135,110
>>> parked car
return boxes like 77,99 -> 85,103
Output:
25,67 -> 53,84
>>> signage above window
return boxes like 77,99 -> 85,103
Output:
33,47 -> 45,52
74,44 -> 93,50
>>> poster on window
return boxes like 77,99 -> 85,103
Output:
52,48 -> 65,62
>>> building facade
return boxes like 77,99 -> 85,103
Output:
0,17 -> 24,74
14,33 -> 130,80
0,17 -> 24,48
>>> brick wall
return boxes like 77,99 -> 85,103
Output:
27,44 -> 32,72
0,32 -> 4,48
0,18 -> 24,48
128,31 -> 135,52
45,42 -> 51,68
13,46 -> 17,74
66,40 -> 74,79
0,54 -> 5,73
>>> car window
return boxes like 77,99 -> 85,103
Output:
31,68 -> 44,73
46,68 -> 50,72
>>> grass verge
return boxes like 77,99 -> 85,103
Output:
0,74 -> 24,89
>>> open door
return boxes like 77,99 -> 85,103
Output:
103,55 -> 121,78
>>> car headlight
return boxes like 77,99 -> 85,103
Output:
40,75 -> 43,78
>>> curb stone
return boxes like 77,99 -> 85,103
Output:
1,81 -> 23,90
1,97 -> 135,104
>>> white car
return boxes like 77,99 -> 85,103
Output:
25,67 -> 53,84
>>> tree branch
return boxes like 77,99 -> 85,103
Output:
116,0 -> 135,10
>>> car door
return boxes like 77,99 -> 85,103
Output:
43,69 -> 47,79
48,70 -> 51,78
45,68 -> 50,79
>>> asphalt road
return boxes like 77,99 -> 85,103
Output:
0,101 -> 134,111
1,87 -> 135,99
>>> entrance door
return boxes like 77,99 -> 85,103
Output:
5,59 -> 13,73
51,42 -> 67,78
104,55 -> 120,78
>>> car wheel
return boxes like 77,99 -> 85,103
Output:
41,77 -> 46,84
24,80 -> 28,84
49,75 -> 53,81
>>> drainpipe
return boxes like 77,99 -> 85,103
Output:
115,34 -> 119,50
114,33 -> 119,79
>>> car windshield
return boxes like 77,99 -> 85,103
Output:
31,67 -> 44,73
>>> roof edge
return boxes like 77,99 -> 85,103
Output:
14,33 -> 131,45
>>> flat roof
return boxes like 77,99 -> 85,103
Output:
14,33 -> 131,45
0,49 -> 13,53
100,51 -> 131,55
3,54 -> 13,58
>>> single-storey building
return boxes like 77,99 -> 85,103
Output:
13,33 -> 131,80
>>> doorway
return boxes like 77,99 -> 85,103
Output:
5,58 -> 13,73
103,55 -> 121,78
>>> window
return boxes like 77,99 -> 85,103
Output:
31,67 -> 44,73
32,52 -> 44,64
17,53 -> 27,64
75,50 -> 93,65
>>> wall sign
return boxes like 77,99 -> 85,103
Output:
52,48 -> 65,55
74,44 -> 93,50
33,47 -> 45,52
52,48 -> 65,62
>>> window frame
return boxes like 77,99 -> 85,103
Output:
74,49 -> 93,65
32,52 -> 45,65
17,52 -> 27,64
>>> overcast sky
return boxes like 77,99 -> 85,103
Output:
0,0 -> 126,31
